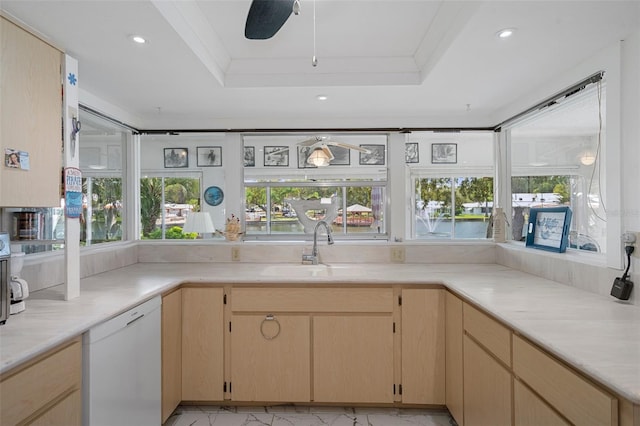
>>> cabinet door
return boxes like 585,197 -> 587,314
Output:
401,289 -> 445,404
182,287 -> 224,401
514,379 -> 570,426
230,314 -> 310,402
0,17 -> 61,207
161,289 -> 182,423
463,335 -> 512,426
314,315 -> 393,403
445,291 -> 464,424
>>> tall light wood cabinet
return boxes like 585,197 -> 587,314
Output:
401,289 -> 445,405
182,287 -> 224,401
0,17 -> 62,207
161,289 -> 182,423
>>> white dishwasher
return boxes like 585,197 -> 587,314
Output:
83,296 -> 161,426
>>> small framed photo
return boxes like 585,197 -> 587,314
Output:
243,146 -> 255,167
264,146 -> 289,167
405,143 -> 419,163
431,143 -> 457,164
359,144 -> 385,166
298,146 -> 315,168
525,206 -> 572,253
197,146 -> 222,167
329,146 -> 350,166
164,148 -> 188,168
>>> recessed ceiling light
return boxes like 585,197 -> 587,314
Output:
496,28 -> 516,39
131,35 -> 147,44
316,95 -> 328,101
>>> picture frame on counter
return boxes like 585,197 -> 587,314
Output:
525,206 -> 572,253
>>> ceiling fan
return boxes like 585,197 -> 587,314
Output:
245,0 -> 299,40
299,136 -> 371,167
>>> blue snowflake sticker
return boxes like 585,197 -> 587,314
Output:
67,73 -> 77,86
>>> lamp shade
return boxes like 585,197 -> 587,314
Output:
183,212 -> 215,234
307,147 -> 331,167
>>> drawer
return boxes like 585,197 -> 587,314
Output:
463,303 -> 511,365
0,337 -> 82,426
513,335 -> 617,426
231,287 -> 393,313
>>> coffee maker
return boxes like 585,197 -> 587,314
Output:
9,246 -> 28,314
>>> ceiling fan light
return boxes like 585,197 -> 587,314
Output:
307,147 -> 331,167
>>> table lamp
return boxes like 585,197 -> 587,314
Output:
183,211 -> 215,238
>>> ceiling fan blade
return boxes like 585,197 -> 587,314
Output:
245,0 -> 295,40
320,145 -> 335,161
298,136 -> 325,147
325,141 -> 372,154
268,146 -> 290,156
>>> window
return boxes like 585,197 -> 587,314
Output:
508,81 -> 606,252
409,132 -> 495,240
140,175 -> 201,239
243,134 -> 388,240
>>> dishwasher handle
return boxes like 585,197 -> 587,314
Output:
126,314 -> 145,327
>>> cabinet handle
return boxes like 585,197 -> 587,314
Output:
260,314 -> 281,340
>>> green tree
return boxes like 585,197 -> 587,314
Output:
417,178 -> 452,217
458,177 -> 494,216
140,178 -> 162,237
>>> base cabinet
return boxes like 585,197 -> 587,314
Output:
182,287 -> 224,401
514,379 -> 570,426
463,335 -> 512,426
314,315 -> 393,403
0,338 -> 82,426
230,314 -> 311,402
401,289 -> 445,405
161,289 -> 182,423
445,291 -> 464,425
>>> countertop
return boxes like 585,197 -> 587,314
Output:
1,262 -> 639,405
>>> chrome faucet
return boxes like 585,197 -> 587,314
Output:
302,220 -> 334,265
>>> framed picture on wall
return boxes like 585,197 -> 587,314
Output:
264,146 -> 289,166
164,148 -> 188,168
405,143 -> 419,163
243,146 -> 255,167
431,143 -> 457,164
197,146 -> 222,167
298,146 -> 315,168
329,146 -> 350,166
359,144 -> 385,165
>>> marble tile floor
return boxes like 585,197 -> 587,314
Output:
164,405 -> 456,426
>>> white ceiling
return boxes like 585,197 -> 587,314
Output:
1,0 -> 638,130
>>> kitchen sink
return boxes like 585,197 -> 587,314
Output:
259,264 -> 366,278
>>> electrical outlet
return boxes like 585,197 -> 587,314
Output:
391,247 -> 405,263
231,247 -> 240,261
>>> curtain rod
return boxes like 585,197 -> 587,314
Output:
494,71 -> 604,131
137,127 -> 494,135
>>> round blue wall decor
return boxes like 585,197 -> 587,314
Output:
204,186 -> 224,206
